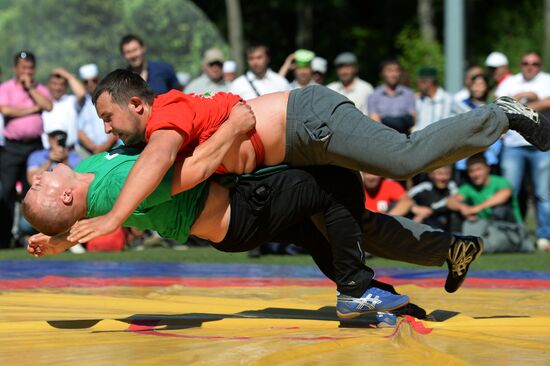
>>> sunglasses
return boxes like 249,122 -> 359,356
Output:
83,78 -> 99,85
521,61 -> 541,67
208,61 -> 223,67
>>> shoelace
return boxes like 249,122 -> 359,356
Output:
448,240 -> 475,276
496,97 -> 540,123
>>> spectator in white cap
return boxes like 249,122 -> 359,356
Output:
223,60 -> 238,82
77,63 -> 118,158
327,52 -> 373,115
485,51 -> 511,86
185,48 -> 230,94
311,56 -> 327,85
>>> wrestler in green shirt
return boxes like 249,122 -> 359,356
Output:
75,146 -> 208,242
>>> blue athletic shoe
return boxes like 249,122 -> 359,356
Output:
336,287 -> 409,319
375,312 -> 398,327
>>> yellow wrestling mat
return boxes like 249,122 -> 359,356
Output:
1,283 -> 550,365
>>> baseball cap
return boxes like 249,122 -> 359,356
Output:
79,63 -> 99,79
294,49 -> 315,67
203,48 -> 224,64
334,52 -> 357,66
311,57 -> 328,74
485,52 -> 508,68
417,66 -> 437,78
223,60 -> 237,73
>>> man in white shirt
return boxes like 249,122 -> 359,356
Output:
230,44 -> 290,100
495,51 -> 550,250
415,66 -> 455,131
327,52 -> 373,115
41,68 -> 86,150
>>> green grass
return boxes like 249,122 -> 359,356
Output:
1,246 -> 550,272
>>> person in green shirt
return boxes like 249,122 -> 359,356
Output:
448,153 -> 533,253
449,153 -> 521,222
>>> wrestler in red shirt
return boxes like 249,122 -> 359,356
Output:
68,71 -> 261,243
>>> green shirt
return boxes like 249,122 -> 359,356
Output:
74,146 -> 208,242
458,175 -> 522,222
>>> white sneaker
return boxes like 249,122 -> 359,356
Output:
536,238 -> 550,251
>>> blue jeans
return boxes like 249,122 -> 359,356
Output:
501,145 -> 550,239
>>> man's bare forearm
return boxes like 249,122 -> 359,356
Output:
2,105 -> 40,118
28,87 -> 52,111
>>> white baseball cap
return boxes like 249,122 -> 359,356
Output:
79,63 -> 99,79
311,57 -> 327,74
485,52 -> 508,68
223,60 -> 237,73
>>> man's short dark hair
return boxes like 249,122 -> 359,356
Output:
92,69 -> 155,106
380,58 -> 400,71
120,34 -> 145,53
247,43 -> 270,57
14,51 -> 35,66
466,152 -> 488,167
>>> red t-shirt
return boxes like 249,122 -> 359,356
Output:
364,179 -> 405,213
145,90 -> 265,172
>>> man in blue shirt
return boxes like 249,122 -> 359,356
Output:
120,34 -> 181,94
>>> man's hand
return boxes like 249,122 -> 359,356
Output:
48,146 -> 68,163
51,67 -> 72,80
27,233 -> 70,257
20,74 -> 33,90
411,205 -> 433,223
226,102 -> 256,135
67,215 -> 120,243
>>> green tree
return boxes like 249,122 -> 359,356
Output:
0,0 -> 228,82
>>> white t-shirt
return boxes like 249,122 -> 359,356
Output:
327,78 -> 373,115
230,69 -> 290,100
41,94 -> 81,148
78,94 -> 110,146
495,71 -> 550,147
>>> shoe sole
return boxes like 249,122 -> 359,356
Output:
336,300 -> 410,319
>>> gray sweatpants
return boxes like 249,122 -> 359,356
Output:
285,85 -> 509,180
285,85 -> 508,265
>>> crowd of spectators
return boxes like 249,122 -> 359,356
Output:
0,34 -> 548,255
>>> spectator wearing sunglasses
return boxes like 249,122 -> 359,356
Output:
185,48 -> 230,94
495,51 -> 550,252
0,51 -> 52,248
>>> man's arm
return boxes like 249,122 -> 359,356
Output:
528,96 -> 550,112
470,188 -> 512,214
388,194 -> 413,216
1,104 -> 41,118
27,232 -> 75,257
52,68 -> 86,104
78,130 -> 118,154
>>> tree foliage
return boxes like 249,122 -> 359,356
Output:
0,0 -> 228,82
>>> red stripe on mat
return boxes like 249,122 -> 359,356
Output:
1,276 -> 549,289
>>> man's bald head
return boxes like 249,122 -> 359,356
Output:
22,164 -> 90,236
